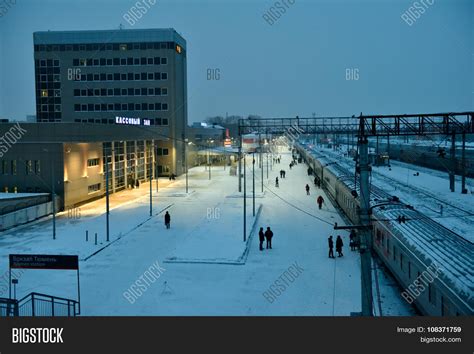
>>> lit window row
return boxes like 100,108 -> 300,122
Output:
73,87 -> 168,97
73,57 -> 167,67
72,72 -> 168,81
74,103 -> 169,112
34,42 -> 176,52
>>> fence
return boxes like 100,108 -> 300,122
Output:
0,292 -> 78,317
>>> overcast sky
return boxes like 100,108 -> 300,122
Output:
0,0 -> 472,123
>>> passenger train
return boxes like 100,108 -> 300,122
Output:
296,142 -> 474,316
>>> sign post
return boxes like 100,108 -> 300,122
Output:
9,254 -> 81,314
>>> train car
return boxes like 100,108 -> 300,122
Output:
372,205 -> 473,315
242,133 -> 272,153
296,141 -> 474,315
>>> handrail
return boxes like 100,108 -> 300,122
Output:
18,292 -> 78,305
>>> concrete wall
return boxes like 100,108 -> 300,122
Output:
63,142 -> 103,207
0,142 -> 65,209
0,194 -> 50,215
0,201 -> 55,231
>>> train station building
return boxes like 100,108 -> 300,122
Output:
0,28 -> 189,210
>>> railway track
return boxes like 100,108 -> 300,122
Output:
309,146 -> 474,239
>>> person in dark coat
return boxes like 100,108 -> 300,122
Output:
336,235 -> 343,257
275,177 -> 279,187
282,170 -> 286,178
164,211 -> 171,229
258,227 -> 265,251
349,230 -> 356,251
328,236 -> 335,258
289,163 -> 292,170
317,195 -> 324,209
305,184 -> 310,195
135,179 -> 140,188
264,227 -> 273,249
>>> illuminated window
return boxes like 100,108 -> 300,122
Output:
88,183 -> 101,193
2,160 -> 8,175
41,90 -> 48,97
119,44 -> 127,51
87,158 -> 100,167
26,160 -> 33,175
176,45 -> 182,54
11,160 -> 17,175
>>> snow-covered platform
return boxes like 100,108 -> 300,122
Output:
0,147 -> 413,315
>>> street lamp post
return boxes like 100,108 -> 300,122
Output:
208,140 -> 213,180
185,141 -> 189,194
51,166 -> 56,240
266,151 -> 269,179
252,154 -> 255,217
105,151 -> 110,242
156,165 -> 159,193
238,134 -> 242,192
243,154 -> 247,242
260,142 -> 264,193
149,145 -> 152,217
44,148 -> 56,240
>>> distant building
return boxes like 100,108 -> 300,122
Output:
26,115 -> 36,122
187,122 -> 225,146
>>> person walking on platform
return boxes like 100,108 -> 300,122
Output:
265,227 -> 273,249
317,195 -> 324,210
328,236 -> 335,258
314,176 -> 318,187
336,235 -> 344,257
349,230 -> 356,251
275,177 -> 279,188
164,211 -> 171,229
305,184 -> 310,195
259,227 -> 265,251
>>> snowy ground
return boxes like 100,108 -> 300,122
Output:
0,146 -> 416,316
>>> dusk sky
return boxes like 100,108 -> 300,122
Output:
0,0 -> 472,122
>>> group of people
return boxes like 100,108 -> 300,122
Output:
273,156 -> 282,164
279,170 -> 287,178
328,235 -> 344,258
328,230 -> 360,258
258,227 -> 274,251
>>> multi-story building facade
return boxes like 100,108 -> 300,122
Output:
33,28 -> 188,176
